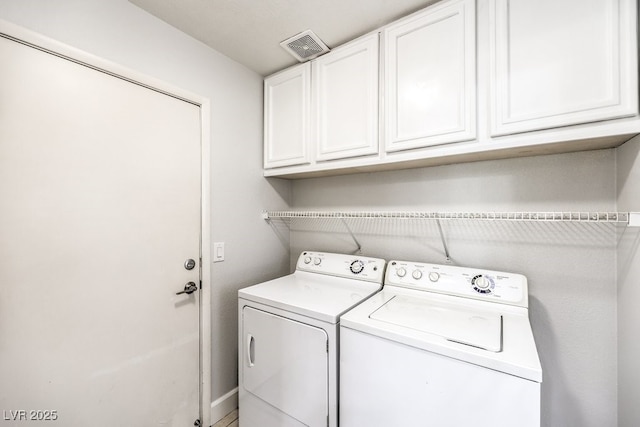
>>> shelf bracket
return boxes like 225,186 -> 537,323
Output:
340,218 -> 362,254
435,219 -> 452,264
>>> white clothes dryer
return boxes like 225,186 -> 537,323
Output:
238,251 -> 385,427
340,260 -> 542,427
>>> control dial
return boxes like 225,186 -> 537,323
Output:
471,274 -> 495,294
350,260 -> 365,274
412,270 -> 423,280
428,272 -> 440,282
396,267 -> 407,277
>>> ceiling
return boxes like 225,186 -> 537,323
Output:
129,0 -> 437,76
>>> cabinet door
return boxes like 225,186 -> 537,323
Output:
385,0 -> 476,153
313,34 -> 379,161
242,307 -> 329,427
490,0 -> 638,136
264,63 -> 310,168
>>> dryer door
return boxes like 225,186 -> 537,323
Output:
242,306 -> 329,427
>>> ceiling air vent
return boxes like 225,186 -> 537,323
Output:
280,30 -> 330,62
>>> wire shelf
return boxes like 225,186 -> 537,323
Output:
263,210 -> 636,224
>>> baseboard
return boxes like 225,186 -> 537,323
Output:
210,387 -> 238,425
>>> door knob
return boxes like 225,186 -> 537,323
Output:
176,281 -> 198,295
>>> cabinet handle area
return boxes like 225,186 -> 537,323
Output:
247,334 -> 255,367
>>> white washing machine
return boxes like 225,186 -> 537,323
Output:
238,251 -> 385,427
340,259 -> 542,427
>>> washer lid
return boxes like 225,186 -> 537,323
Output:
369,295 -> 502,352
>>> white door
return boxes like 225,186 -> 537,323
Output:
0,33 -> 202,426
384,0 -> 476,152
489,0 -> 638,136
313,34 -> 379,161
242,307 -> 328,427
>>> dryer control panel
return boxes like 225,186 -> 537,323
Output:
386,260 -> 528,308
297,251 -> 385,284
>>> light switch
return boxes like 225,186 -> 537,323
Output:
213,242 -> 225,262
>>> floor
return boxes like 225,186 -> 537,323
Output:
212,409 -> 238,427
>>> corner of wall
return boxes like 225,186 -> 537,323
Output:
615,134 -> 640,427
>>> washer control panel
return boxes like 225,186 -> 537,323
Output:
297,251 -> 385,283
385,260 -> 528,307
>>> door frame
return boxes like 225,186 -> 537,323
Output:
0,19 -> 213,427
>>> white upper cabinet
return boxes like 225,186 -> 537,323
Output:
384,0 -> 476,153
313,34 -> 379,161
264,63 -> 310,169
263,0 -> 640,178
489,0 -> 638,136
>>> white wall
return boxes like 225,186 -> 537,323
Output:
0,0 -> 291,416
289,150 -> 618,427
616,135 -> 640,427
